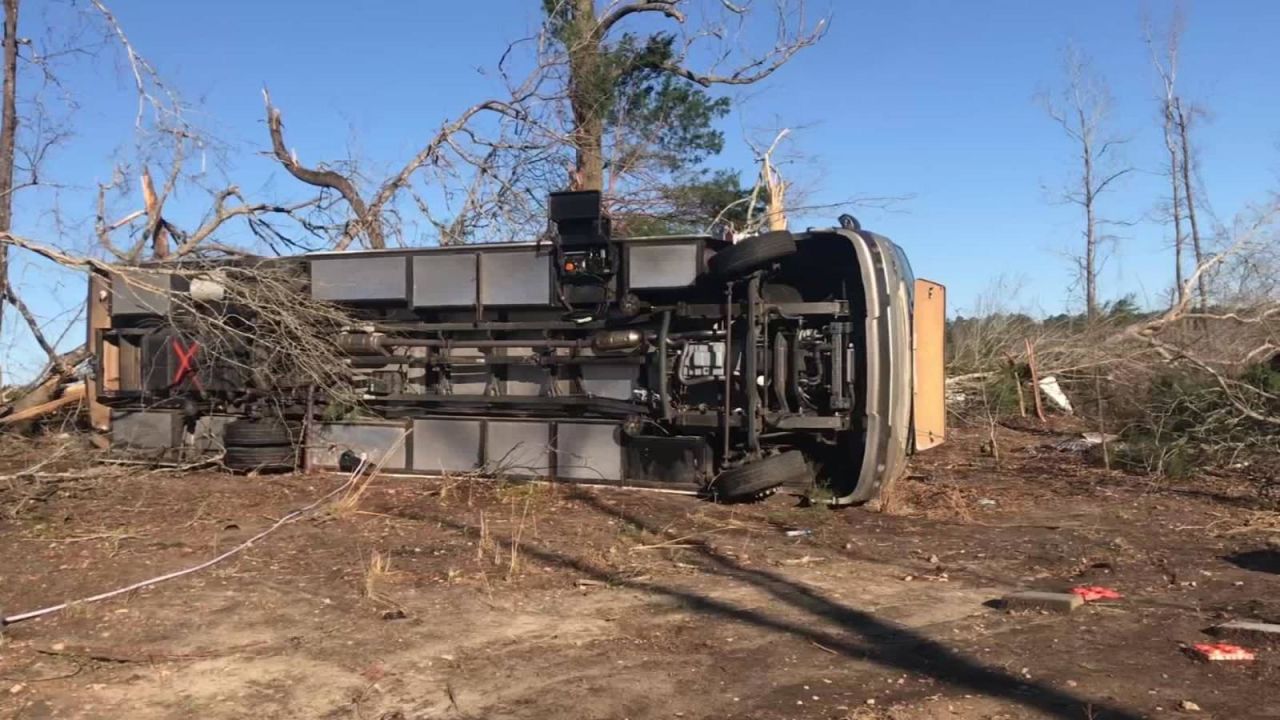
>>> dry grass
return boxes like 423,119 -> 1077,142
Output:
476,510 -> 495,562
1220,509 -> 1280,537
325,432 -> 410,518
329,474 -> 376,519
880,476 -> 977,522
362,550 -> 400,607
508,493 -> 532,578
876,478 -> 906,516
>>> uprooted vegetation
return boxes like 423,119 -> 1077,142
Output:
946,282 -> 1280,495
1114,361 -> 1280,479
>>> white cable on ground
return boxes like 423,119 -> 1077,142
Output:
2,454 -> 370,627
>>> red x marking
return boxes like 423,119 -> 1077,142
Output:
171,338 -> 203,391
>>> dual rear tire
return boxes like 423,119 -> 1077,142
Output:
223,419 -> 299,473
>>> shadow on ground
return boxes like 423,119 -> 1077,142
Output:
1223,549 -> 1280,574
428,488 -> 1146,720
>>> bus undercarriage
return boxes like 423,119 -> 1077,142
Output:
90,192 -> 945,503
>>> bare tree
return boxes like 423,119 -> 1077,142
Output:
1146,12 -> 1187,304
263,90 -> 537,251
1041,45 -> 1131,322
0,0 -> 79,385
1147,10 -> 1209,309
0,0 -> 18,372
0,0 -> 348,408
1121,204 -> 1280,429
1175,96 -> 1208,307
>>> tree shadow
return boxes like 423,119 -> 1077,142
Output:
429,489 -> 1146,720
1156,486 -> 1273,511
1222,549 -> 1280,574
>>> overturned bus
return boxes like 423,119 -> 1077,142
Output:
87,191 -> 945,503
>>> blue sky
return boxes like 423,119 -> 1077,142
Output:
3,0 -> 1279,379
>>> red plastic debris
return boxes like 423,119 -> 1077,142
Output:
1071,586 -> 1123,602
1189,643 -> 1256,662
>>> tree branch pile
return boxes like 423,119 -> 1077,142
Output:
946,205 -> 1280,483
160,261 -> 366,410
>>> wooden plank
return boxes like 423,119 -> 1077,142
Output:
86,271 -> 114,432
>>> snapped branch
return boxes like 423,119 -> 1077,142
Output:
598,2 -> 686,35
2,284 -> 68,376
265,87 -> 528,251
263,88 -> 380,250
170,189 -> 321,258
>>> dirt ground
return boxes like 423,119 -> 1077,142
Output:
1,424 -> 1278,720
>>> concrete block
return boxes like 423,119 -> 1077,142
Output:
1210,621 -> 1280,645
1002,591 -> 1083,614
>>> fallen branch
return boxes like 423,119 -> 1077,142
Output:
0,382 -> 85,425
35,640 -> 268,664
629,525 -> 743,551
2,285 -> 69,375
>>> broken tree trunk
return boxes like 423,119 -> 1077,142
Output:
0,381 -> 86,425
3,344 -> 88,422
1025,338 -> 1046,423
1004,352 -> 1026,417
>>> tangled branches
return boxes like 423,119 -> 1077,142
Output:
944,202 -> 1280,487
151,260 -> 365,410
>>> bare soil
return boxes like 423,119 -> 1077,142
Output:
1,425 -> 1278,719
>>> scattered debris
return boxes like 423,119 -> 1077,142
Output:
1054,433 -> 1119,453
1178,700 -> 1202,712
1002,591 -> 1084,614
574,579 -> 608,589
1187,643 -> 1255,662
0,381 -> 86,426
1037,376 -> 1074,414
778,555 -> 825,566
1080,432 -> 1118,444
1209,620 -> 1280,646
1071,586 -> 1124,602
783,528 -> 813,537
